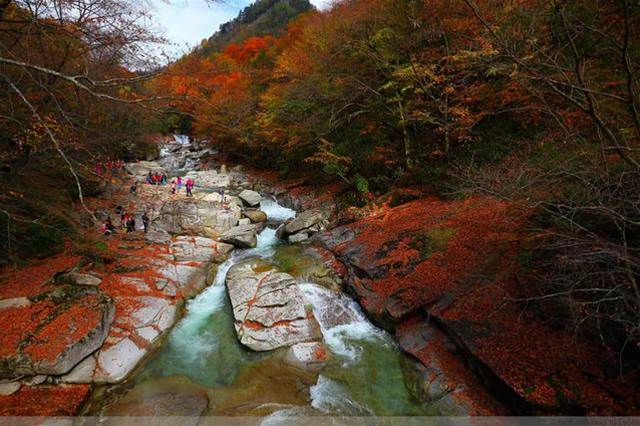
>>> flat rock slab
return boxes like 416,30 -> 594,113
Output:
64,296 -> 177,384
225,260 -> 321,351
239,190 -> 262,207
0,286 -> 114,379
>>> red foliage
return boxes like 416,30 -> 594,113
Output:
0,300 -> 56,359
327,196 -> 640,414
23,294 -> 104,363
0,250 -> 80,299
0,385 -> 90,416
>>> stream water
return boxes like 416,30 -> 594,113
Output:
92,138 -> 440,419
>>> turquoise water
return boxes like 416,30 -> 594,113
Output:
97,148 -> 438,416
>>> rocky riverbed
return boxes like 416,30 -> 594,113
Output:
4,135 -> 632,418
0,136 -> 478,417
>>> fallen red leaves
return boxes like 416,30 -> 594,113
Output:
0,385 -> 90,416
324,195 -> 640,414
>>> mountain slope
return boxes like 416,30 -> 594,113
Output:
197,0 -> 313,57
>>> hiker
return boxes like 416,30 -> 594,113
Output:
146,171 -> 153,185
102,217 -> 116,236
185,177 -> 194,197
176,176 -> 183,192
219,188 -> 225,206
171,179 -> 177,195
161,173 -> 168,185
130,183 -> 137,194
126,215 -> 136,233
115,205 -> 123,216
142,212 -> 150,233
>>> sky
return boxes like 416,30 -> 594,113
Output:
149,0 -> 333,59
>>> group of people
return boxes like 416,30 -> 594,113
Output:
101,207 -> 150,236
171,176 -> 195,197
146,171 -> 168,185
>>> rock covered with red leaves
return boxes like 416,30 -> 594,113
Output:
319,196 -> 640,415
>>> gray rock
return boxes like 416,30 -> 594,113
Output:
0,297 -> 31,310
238,218 -> 251,226
125,161 -> 163,177
288,233 -> 309,244
58,272 -> 102,287
225,260 -> 322,351
284,210 -> 326,236
239,189 -> 262,207
220,224 -> 258,249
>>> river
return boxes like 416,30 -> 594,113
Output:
88,137 -> 440,419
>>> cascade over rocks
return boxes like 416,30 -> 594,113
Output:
225,259 -> 322,351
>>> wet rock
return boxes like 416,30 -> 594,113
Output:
221,224 -> 258,249
225,260 -> 322,351
104,375 -> 208,417
284,210 -> 326,236
288,233 -> 309,244
284,342 -> 327,372
57,272 -> 102,287
0,286 -> 114,379
239,189 -> 262,207
244,210 -> 268,223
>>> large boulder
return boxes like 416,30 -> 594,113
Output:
243,210 -> 268,224
0,286 -> 114,379
239,190 -> 262,207
186,171 -> 230,189
125,161 -> 163,177
283,210 -> 327,236
153,198 -> 241,235
225,260 -> 321,351
170,236 -> 233,263
220,224 -> 258,249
